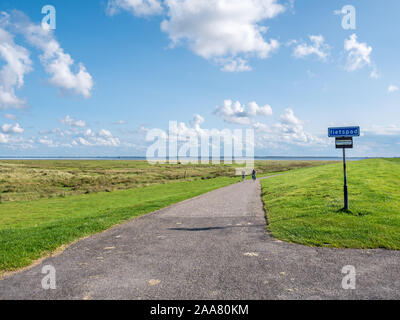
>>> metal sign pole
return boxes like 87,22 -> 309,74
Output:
343,148 -> 349,211
329,126 -> 359,212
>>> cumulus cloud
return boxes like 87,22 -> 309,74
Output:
255,108 -> 326,146
99,129 -> 113,138
169,116 -> 206,139
107,0 -> 163,16
107,0 -> 285,71
1,11 -> 93,98
219,57 -> 252,72
0,130 -> 33,148
161,0 -> 284,71
38,137 -> 59,147
370,68 -> 379,79
292,35 -> 330,61
344,33 -> 374,74
37,122 -> 121,148
0,26 -> 32,109
279,108 -> 301,126
0,132 -> 9,143
275,108 -> 309,142
61,115 -> 86,128
162,114 -> 247,156
75,137 -> 91,146
107,0 -> 283,72
1,122 -> 24,133
215,100 -> 273,125
73,129 -> 121,147
172,110 -> 325,151
190,114 -> 205,129
388,85 -> 399,93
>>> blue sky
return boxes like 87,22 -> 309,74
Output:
0,0 -> 399,157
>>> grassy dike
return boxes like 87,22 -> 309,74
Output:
0,176 -> 239,273
0,160 -> 330,202
261,159 -> 400,249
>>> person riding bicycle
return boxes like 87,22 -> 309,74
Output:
252,169 -> 257,181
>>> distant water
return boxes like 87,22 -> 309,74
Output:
0,156 -> 373,161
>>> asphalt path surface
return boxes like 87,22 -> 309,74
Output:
1,177 -> 400,300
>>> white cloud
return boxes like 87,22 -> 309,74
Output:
279,108 -> 301,125
160,0 -> 284,71
99,129 -> 113,138
74,129 -> 120,147
61,115 -> 86,128
365,125 -> 400,136
190,114 -> 204,129
107,0 -> 285,71
107,0 -> 163,16
1,122 -> 24,134
39,128 -> 64,136
38,123 -> 121,148
96,135 -> 121,147
0,26 -> 32,109
219,57 -> 252,72
388,85 -> 399,93
344,33 -> 373,72
292,35 -> 330,61
76,137 -> 91,146
2,11 -> 93,98
165,115 -> 244,150
84,128 -> 93,136
0,132 -> 8,143
0,131 -> 33,148
74,120 -> 86,127
255,108 -> 326,146
370,68 -> 379,79
215,100 -> 273,125
35,121 -> 122,148
38,137 -> 59,147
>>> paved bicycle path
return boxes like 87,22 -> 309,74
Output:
1,177 -> 400,300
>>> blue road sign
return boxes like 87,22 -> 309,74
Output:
328,126 -> 360,138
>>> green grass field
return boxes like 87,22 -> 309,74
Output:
261,159 -> 400,249
385,158 -> 400,163
0,176 -> 240,273
0,160 -> 331,202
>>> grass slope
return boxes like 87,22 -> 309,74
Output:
261,159 -> 400,249
0,177 -> 239,273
